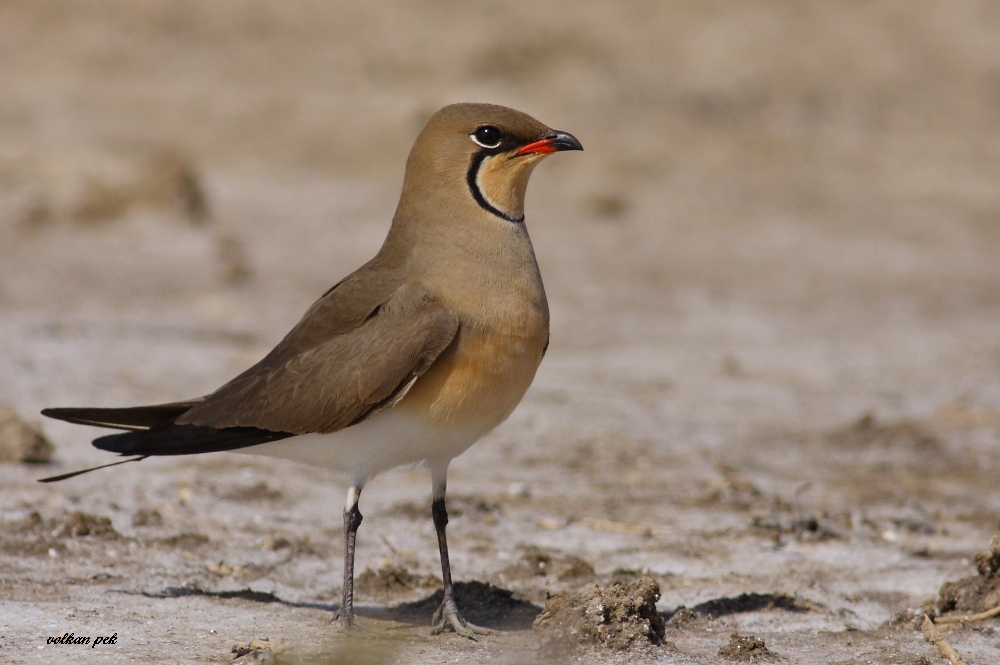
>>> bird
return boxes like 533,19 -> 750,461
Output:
40,102 -> 582,638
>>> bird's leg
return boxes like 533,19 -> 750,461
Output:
429,471 -> 492,639
336,485 -> 363,630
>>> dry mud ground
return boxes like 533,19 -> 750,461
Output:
3,2 -> 1000,663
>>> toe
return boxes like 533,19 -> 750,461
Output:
432,610 -> 492,640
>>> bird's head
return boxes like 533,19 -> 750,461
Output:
398,103 -> 583,226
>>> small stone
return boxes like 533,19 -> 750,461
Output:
0,406 -> 54,464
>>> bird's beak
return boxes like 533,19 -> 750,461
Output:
515,130 -> 584,156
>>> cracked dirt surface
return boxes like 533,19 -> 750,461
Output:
3,2 -> 1000,663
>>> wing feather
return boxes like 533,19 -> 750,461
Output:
41,400 -> 204,431
176,282 -> 458,435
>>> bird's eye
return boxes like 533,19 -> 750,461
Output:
470,125 -> 503,149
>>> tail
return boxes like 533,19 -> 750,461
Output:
38,455 -> 151,483
39,400 -> 292,482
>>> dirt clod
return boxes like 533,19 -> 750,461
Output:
0,406 -> 54,464
665,607 -> 703,629
262,535 -> 320,557
937,532 -> 1000,615
131,508 -> 163,527
718,631 -> 778,662
532,577 -> 667,651
2,510 -> 117,555
355,563 -> 438,599
973,533 -> 1000,577
52,512 -> 118,539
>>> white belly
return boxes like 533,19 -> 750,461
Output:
235,408 -> 491,486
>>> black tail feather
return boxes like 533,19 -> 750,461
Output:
93,424 -> 293,456
38,456 -> 150,483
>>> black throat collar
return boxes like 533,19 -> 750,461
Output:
466,152 -> 525,224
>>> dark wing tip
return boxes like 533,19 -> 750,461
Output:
39,402 -> 203,431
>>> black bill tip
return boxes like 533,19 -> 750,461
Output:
547,130 -> 583,152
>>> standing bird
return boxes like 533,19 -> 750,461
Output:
40,103 -> 582,637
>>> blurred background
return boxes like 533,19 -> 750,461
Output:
2,3 -> 1000,662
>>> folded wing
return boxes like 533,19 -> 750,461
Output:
177,283 -> 459,435
43,276 -> 459,458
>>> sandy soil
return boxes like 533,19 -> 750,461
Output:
2,2 -> 1000,663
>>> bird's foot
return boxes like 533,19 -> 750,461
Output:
332,610 -> 371,634
333,609 -> 351,631
431,598 -> 492,640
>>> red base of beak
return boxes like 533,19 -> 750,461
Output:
515,138 -> 559,156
